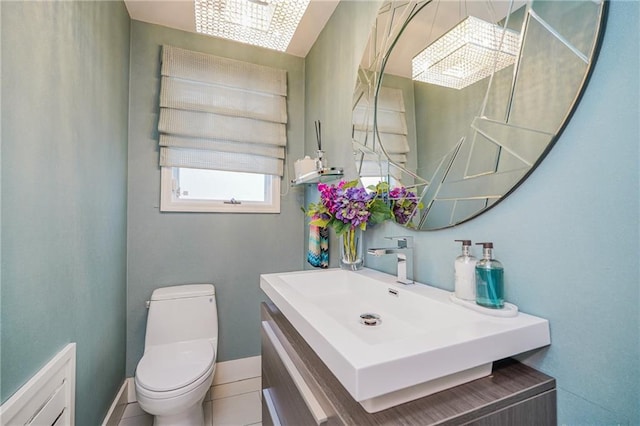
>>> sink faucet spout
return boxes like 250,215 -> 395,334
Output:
367,237 -> 414,285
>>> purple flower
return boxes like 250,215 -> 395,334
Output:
389,187 -> 420,225
311,181 -> 377,230
306,180 -> 420,232
332,186 -> 373,228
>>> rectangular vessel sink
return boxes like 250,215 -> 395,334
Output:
260,268 -> 550,413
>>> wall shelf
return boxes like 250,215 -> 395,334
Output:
290,167 -> 343,186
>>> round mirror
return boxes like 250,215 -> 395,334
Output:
352,0 -> 607,230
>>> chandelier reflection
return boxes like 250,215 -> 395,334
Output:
412,16 -> 520,90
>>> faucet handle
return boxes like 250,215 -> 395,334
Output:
385,236 -> 413,249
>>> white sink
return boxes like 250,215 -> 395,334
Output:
260,268 -> 550,413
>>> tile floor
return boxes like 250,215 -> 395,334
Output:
118,377 -> 262,426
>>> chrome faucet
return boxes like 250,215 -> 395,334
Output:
367,236 -> 414,285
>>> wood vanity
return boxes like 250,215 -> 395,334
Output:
261,302 -> 556,426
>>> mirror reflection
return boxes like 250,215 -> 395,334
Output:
352,0 -> 606,230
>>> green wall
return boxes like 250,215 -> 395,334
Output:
309,1 -> 639,424
126,21 -> 306,375
1,1 -> 637,424
303,0 -> 383,266
1,1 -> 130,424
304,0 -> 382,180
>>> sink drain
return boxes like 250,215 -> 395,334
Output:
360,313 -> 382,326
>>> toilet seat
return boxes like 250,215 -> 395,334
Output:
136,340 -> 215,398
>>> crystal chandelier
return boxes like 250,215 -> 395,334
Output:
412,16 -> 520,90
195,0 -> 311,52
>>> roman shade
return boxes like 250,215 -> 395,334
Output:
353,86 -> 409,179
158,45 -> 288,176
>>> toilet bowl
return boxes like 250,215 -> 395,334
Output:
135,284 -> 218,426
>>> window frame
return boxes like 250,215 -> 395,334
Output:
160,167 -> 280,213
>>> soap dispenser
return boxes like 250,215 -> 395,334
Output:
475,242 -> 504,309
454,240 -> 477,301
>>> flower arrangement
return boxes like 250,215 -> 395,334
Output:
388,185 -> 422,226
306,180 -> 391,235
305,180 -> 422,269
306,180 -> 390,269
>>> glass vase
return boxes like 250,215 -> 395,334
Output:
340,228 -> 363,271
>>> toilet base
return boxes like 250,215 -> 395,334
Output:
152,395 -> 206,426
136,369 -> 214,426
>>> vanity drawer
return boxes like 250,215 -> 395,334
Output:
261,301 -> 556,426
261,316 -> 334,426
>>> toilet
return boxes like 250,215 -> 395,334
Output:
135,284 -> 218,426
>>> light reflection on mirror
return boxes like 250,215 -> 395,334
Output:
352,0 -> 606,230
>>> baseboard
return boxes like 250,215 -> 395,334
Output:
126,355 -> 261,403
126,377 -> 136,404
213,356 -> 261,386
101,380 -> 128,426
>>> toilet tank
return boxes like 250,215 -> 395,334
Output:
144,284 -> 218,349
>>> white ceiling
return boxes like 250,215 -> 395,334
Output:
124,0 -> 525,78
123,0 -> 340,57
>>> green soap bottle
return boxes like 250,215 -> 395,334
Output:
475,242 -> 504,309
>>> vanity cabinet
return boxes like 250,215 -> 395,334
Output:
261,302 -> 556,426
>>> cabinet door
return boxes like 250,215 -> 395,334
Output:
261,320 -> 329,426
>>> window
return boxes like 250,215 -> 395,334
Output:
360,176 -> 389,191
160,167 -> 280,213
157,46 -> 287,213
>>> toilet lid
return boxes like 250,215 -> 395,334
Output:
136,341 -> 215,392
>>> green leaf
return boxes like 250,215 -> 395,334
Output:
310,217 -> 330,227
333,220 -> 349,236
342,180 -> 359,189
369,210 -> 391,225
375,181 -> 390,193
305,201 -> 330,218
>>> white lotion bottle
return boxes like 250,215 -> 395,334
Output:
454,240 -> 477,301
